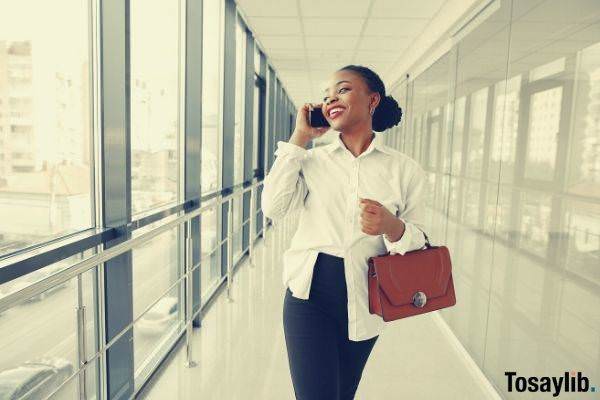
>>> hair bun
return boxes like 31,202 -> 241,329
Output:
372,95 -> 403,132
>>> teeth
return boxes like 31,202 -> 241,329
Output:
329,108 -> 344,117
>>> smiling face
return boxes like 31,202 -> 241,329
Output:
322,69 -> 380,132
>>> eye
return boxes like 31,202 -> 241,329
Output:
323,87 -> 350,102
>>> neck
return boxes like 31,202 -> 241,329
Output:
340,120 -> 375,157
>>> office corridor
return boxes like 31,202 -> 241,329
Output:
1,1 -> 599,399
139,215 -> 499,400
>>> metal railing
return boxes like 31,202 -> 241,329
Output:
0,176 -> 290,400
0,171 -> 265,285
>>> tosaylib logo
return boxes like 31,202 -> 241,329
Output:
505,370 -> 596,396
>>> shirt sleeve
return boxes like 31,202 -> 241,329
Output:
260,141 -> 309,221
383,163 -> 428,255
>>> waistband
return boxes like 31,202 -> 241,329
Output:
316,251 -> 344,264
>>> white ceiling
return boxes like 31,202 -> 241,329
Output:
236,0 -> 447,106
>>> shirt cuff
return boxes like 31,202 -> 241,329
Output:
274,141 -> 308,160
383,217 -> 412,255
383,217 -> 429,256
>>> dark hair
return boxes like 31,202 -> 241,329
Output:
337,65 -> 402,132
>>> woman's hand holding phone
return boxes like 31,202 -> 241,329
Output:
290,103 -> 329,148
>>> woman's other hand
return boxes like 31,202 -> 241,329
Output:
358,198 -> 405,240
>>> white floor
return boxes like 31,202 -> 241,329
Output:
139,221 -> 500,400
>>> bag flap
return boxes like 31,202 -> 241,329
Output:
370,246 -> 451,307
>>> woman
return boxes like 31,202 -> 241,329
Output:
261,65 -> 429,399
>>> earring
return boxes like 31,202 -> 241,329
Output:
369,107 -> 374,116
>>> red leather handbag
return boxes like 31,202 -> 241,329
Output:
368,232 -> 456,321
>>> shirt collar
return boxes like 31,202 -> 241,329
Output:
325,131 -> 393,156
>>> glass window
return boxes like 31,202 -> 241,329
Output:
529,57 -> 565,82
132,227 -> 181,385
129,0 -> 181,389
490,75 -> 521,183
233,19 -> 245,187
232,17 -> 246,261
200,198 -> 219,298
523,86 -> 562,182
252,79 -> 260,173
567,41 -> 600,193
252,42 -> 261,172
428,111 -> 440,170
442,1 -> 513,373
518,189 -> 552,257
130,0 -> 180,216
0,1 -> 93,258
254,43 -> 261,75
564,40 -> 600,286
201,0 -> 223,292
465,87 -> 488,179
478,1 -> 600,395
201,0 -> 222,196
489,76 -> 518,182
0,264 -> 98,399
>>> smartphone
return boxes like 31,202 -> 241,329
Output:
309,106 -> 330,128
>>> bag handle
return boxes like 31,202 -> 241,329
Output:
422,230 -> 433,249
380,229 -> 434,257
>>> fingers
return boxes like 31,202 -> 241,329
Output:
362,206 -> 377,215
359,214 -> 376,234
360,198 -> 382,207
302,102 -> 322,113
299,104 -> 308,115
359,201 -> 379,215
358,199 -> 381,212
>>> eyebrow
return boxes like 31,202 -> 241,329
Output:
323,80 -> 351,93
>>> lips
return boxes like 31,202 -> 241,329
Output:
327,106 -> 346,120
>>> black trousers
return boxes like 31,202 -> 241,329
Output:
283,252 -> 378,400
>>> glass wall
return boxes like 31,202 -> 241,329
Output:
0,0 -> 295,396
389,0 -> 600,397
486,0 -> 599,392
0,251 -> 99,399
232,16 -> 246,264
129,0 -> 183,389
0,1 -> 96,397
200,0 -> 223,297
387,78 -> 408,151
253,45 -> 266,238
130,0 -> 180,216
0,0 -> 93,259
132,225 -> 181,387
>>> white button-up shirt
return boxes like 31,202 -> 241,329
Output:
261,131 -> 428,341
